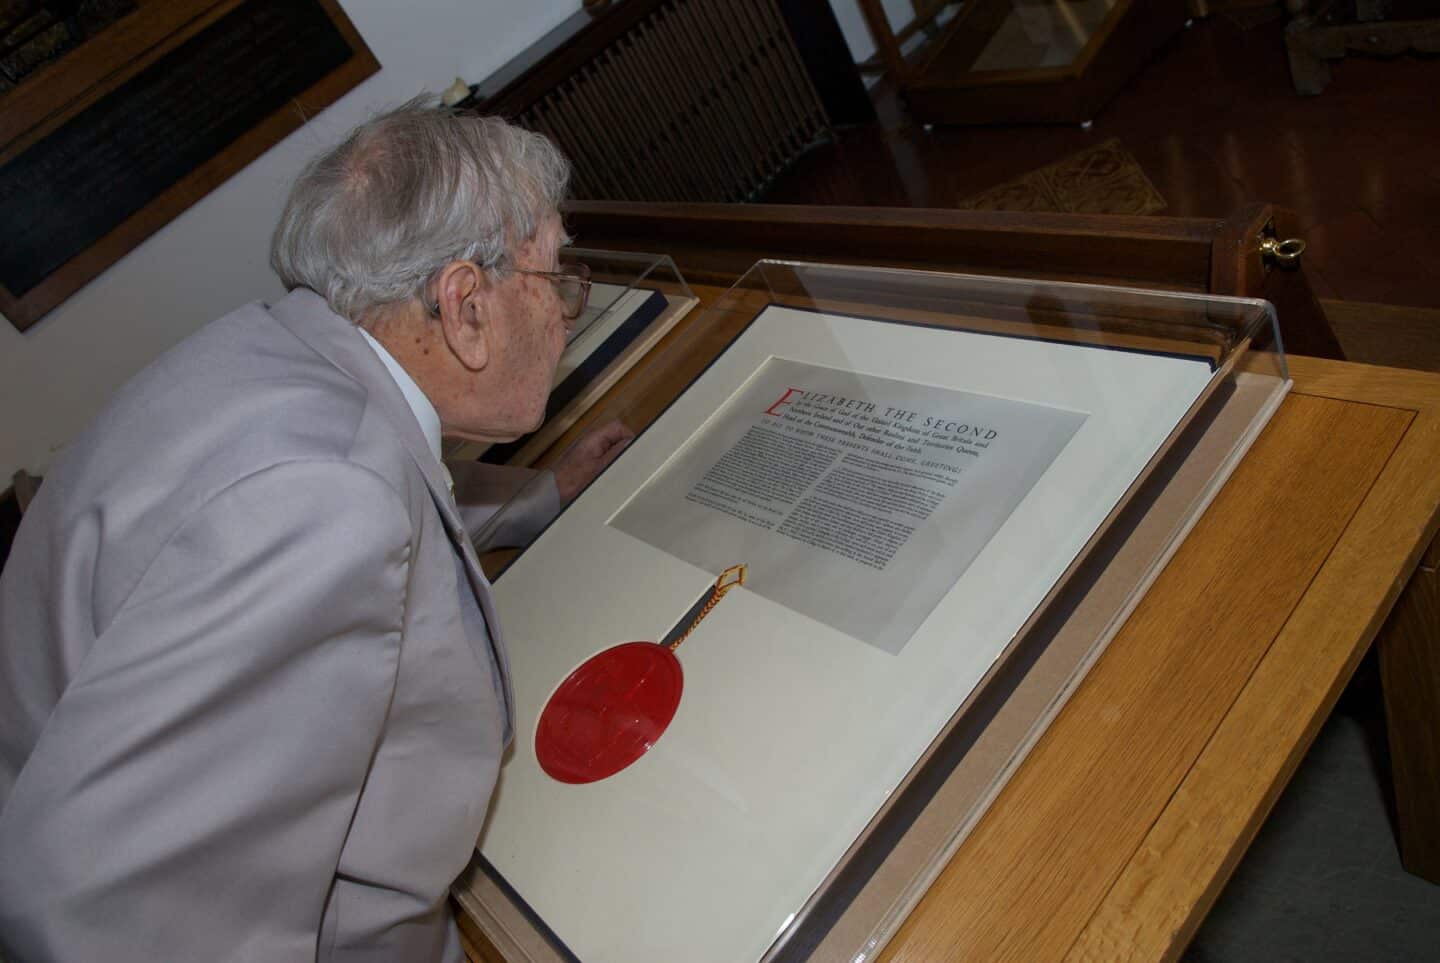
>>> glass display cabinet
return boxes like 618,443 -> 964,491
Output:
858,0 -> 1190,124
441,201 -> 1440,963
454,261 -> 1289,963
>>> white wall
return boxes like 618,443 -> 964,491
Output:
0,0 -> 576,482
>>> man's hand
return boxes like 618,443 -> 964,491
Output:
552,419 -> 635,502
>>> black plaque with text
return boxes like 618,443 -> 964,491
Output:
0,0 -> 354,297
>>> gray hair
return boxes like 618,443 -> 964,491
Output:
270,96 -> 571,320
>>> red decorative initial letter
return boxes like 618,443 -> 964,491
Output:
764,387 -> 803,417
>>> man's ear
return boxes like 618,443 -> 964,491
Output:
433,261 -> 492,371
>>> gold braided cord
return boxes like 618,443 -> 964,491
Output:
668,564 -> 747,651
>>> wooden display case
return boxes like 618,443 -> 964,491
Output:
454,201 -> 1440,962
856,0 -> 1190,125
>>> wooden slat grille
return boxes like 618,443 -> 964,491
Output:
515,0 -> 830,203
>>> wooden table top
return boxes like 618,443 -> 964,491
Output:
880,355 -> 1440,962
469,286 -> 1440,963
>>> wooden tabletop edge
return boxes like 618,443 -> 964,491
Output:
1066,403 -> 1440,962
1288,355 -> 1440,409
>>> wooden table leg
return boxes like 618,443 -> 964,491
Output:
1377,531 -> 1440,883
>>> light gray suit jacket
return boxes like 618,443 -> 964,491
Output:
0,289 -> 558,961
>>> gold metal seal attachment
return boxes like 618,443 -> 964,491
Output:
669,565 -> 748,651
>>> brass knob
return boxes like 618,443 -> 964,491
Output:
1259,236 -> 1306,268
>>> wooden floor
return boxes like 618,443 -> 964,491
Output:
763,11 -> 1440,312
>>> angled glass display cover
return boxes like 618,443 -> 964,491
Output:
859,0 -> 1190,125
458,262 -> 1289,963
965,0 -> 1122,73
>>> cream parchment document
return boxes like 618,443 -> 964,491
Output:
610,358 -> 1088,653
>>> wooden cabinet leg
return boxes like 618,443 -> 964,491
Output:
1377,536 -> 1440,883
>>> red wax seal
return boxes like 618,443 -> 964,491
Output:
535,642 -> 684,784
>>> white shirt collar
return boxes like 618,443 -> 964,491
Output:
357,326 -> 444,465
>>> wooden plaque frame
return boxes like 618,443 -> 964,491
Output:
0,0 -> 378,331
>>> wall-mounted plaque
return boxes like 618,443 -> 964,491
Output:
0,0 -> 379,331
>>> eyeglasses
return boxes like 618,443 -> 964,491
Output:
429,261 -> 592,321
513,261 -> 592,321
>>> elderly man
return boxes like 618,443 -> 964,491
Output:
0,101 -> 629,960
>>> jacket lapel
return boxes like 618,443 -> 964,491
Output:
268,289 -> 515,735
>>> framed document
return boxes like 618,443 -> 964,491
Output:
458,262 -> 1289,962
